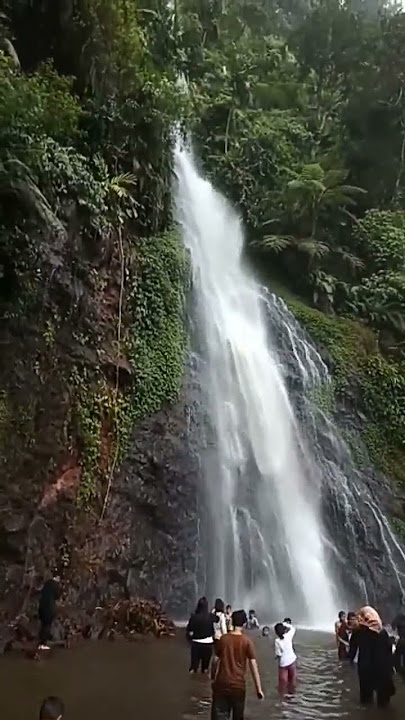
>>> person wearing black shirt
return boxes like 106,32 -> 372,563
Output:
186,597 -> 215,673
348,606 -> 395,708
38,574 -> 61,650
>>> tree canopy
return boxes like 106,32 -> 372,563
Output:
1,0 -> 405,489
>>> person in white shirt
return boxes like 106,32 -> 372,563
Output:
212,598 -> 228,640
274,621 -> 297,693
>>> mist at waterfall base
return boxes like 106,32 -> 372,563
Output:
174,145 -> 340,627
174,144 -> 405,627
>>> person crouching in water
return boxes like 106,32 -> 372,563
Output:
274,620 -> 297,694
186,597 -> 214,674
211,609 -> 264,720
38,573 -> 61,651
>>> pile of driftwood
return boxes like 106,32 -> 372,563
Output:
79,598 -> 176,641
1,598 -> 175,657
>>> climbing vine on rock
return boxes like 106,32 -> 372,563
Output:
125,230 -> 189,429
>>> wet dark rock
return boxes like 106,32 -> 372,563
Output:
0,365 -> 201,631
0,512 -> 26,534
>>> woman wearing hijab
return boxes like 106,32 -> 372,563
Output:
348,606 -> 395,707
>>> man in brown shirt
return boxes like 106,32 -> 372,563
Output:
211,609 -> 264,719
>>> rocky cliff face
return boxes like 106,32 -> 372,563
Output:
1,222 -> 404,628
0,370 -> 200,622
0,202 -> 197,624
101,366 -> 201,616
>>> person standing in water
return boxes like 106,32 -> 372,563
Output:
186,597 -> 215,674
247,609 -> 259,630
274,620 -> 297,694
349,606 -> 395,707
212,598 -> 228,640
334,611 -> 349,660
347,611 -> 359,664
225,605 -> 233,632
38,573 -> 61,650
211,609 -> 264,719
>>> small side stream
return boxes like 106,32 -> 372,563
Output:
2,631 -> 404,719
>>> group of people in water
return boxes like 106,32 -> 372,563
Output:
186,597 -> 297,719
334,604 -> 405,708
31,578 -> 405,719
186,596 -> 405,718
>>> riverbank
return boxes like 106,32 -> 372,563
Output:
0,597 -> 175,656
2,630 -> 404,720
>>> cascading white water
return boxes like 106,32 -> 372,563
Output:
174,145 -> 338,625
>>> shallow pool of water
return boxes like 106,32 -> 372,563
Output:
2,630 -> 404,719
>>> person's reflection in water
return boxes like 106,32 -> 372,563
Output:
349,606 -> 395,708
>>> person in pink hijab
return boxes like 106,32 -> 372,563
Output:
348,606 -> 395,707
358,606 -> 383,633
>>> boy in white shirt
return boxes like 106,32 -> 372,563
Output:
274,621 -> 297,693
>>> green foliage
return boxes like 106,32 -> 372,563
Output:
70,370 -> 115,509
355,210 -> 405,272
177,0 -> 405,502
309,381 -> 335,415
0,54 -> 81,146
200,108 -> 312,235
343,210 -> 405,345
1,0 -> 405,520
126,230 -> 188,424
0,4 -> 190,516
392,516 -> 405,539
256,162 -> 366,271
180,0 -> 405,344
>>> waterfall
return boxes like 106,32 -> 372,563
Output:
264,293 -> 405,609
174,145 -> 339,625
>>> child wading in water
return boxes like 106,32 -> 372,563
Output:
274,621 -> 297,694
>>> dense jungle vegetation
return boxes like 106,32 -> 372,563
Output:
0,0 -> 405,509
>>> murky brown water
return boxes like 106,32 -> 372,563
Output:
1,630 -> 404,719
